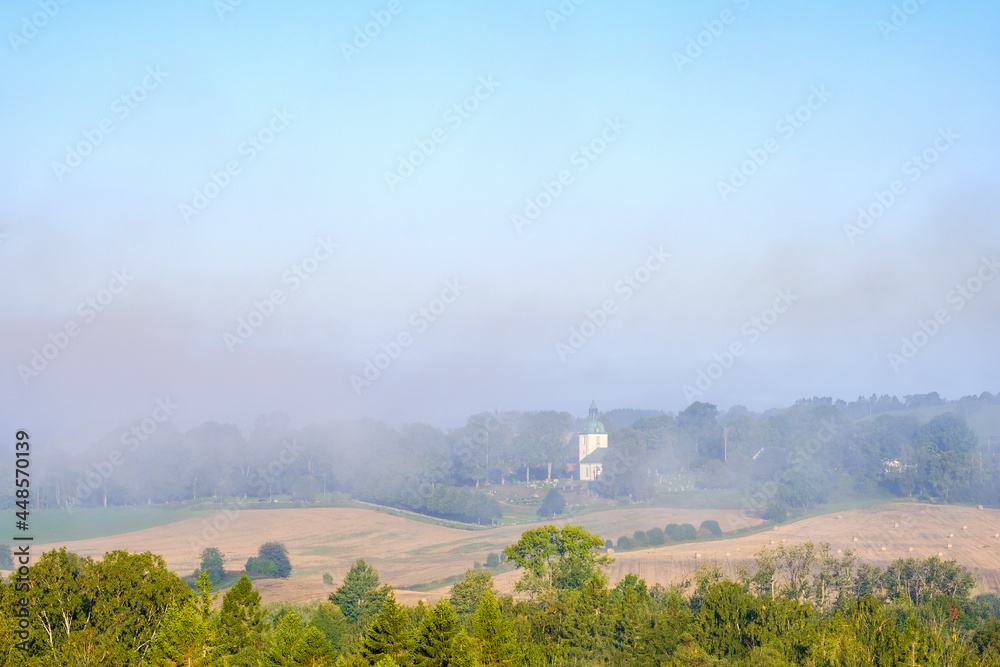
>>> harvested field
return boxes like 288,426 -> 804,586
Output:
26,502 -> 1000,604
604,503 -> 1000,596
30,505 -> 757,604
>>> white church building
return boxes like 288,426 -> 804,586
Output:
578,400 -> 609,481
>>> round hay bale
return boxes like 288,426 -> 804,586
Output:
695,553 -> 700,559
852,537 -> 858,542
908,547 -> 913,552
726,552 -> 731,557
962,526 -> 967,531
979,505 -> 984,510
947,544 -> 952,549
781,538 -> 786,543
881,546 -> 886,551
893,523 -> 898,528
949,533 -> 954,538
938,552 -> 943,557
837,549 -> 843,554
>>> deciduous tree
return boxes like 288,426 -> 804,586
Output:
504,525 -> 613,594
449,569 -> 494,619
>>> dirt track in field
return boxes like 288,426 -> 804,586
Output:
29,503 -> 1000,604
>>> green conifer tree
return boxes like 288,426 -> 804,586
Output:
196,569 -> 219,622
147,601 -> 208,666
210,574 -> 269,663
472,590 -> 519,667
413,599 -> 465,667
309,601 -> 350,653
447,630 -> 479,667
268,611 -> 334,666
359,592 -> 414,667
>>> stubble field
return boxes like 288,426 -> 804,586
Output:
25,502 -> 1000,604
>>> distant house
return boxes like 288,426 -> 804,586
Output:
578,400 -> 609,481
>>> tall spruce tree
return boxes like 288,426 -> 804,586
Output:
146,601 -> 208,666
447,631 -> 479,667
268,611 -> 334,666
210,574 -> 269,663
359,592 -> 414,667
413,599 -> 474,667
196,569 -> 218,621
472,591 -> 519,667
310,601 -> 350,653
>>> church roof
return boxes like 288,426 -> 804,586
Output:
586,399 -> 606,434
580,448 -> 608,464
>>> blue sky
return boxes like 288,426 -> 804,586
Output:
2,0 -> 998,445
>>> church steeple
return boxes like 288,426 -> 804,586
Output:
578,399 -> 609,481
585,399 -> 605,434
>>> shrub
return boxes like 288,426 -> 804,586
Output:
634,530 -> 649,545
537,489 -> 566,518
700,520 -> 722,537
245,556 -> 277,577
486,553 -> 500,568
647,527 -> 666,546
616,536 -> 634,550
605,539 -> 614,550
258,541 -> 292,578
323,572 -> 334,585
665,523 -> 683,541
679,524 -> 697,541
245,542 -> 291,579
763,504 -> 787,523
199,547 -> 225,585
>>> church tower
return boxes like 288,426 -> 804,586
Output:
578,399 -> 609,481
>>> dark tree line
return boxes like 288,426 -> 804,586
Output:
6,391 -> 998,523
14,411 -> 567,524
590,393 -> 999,513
